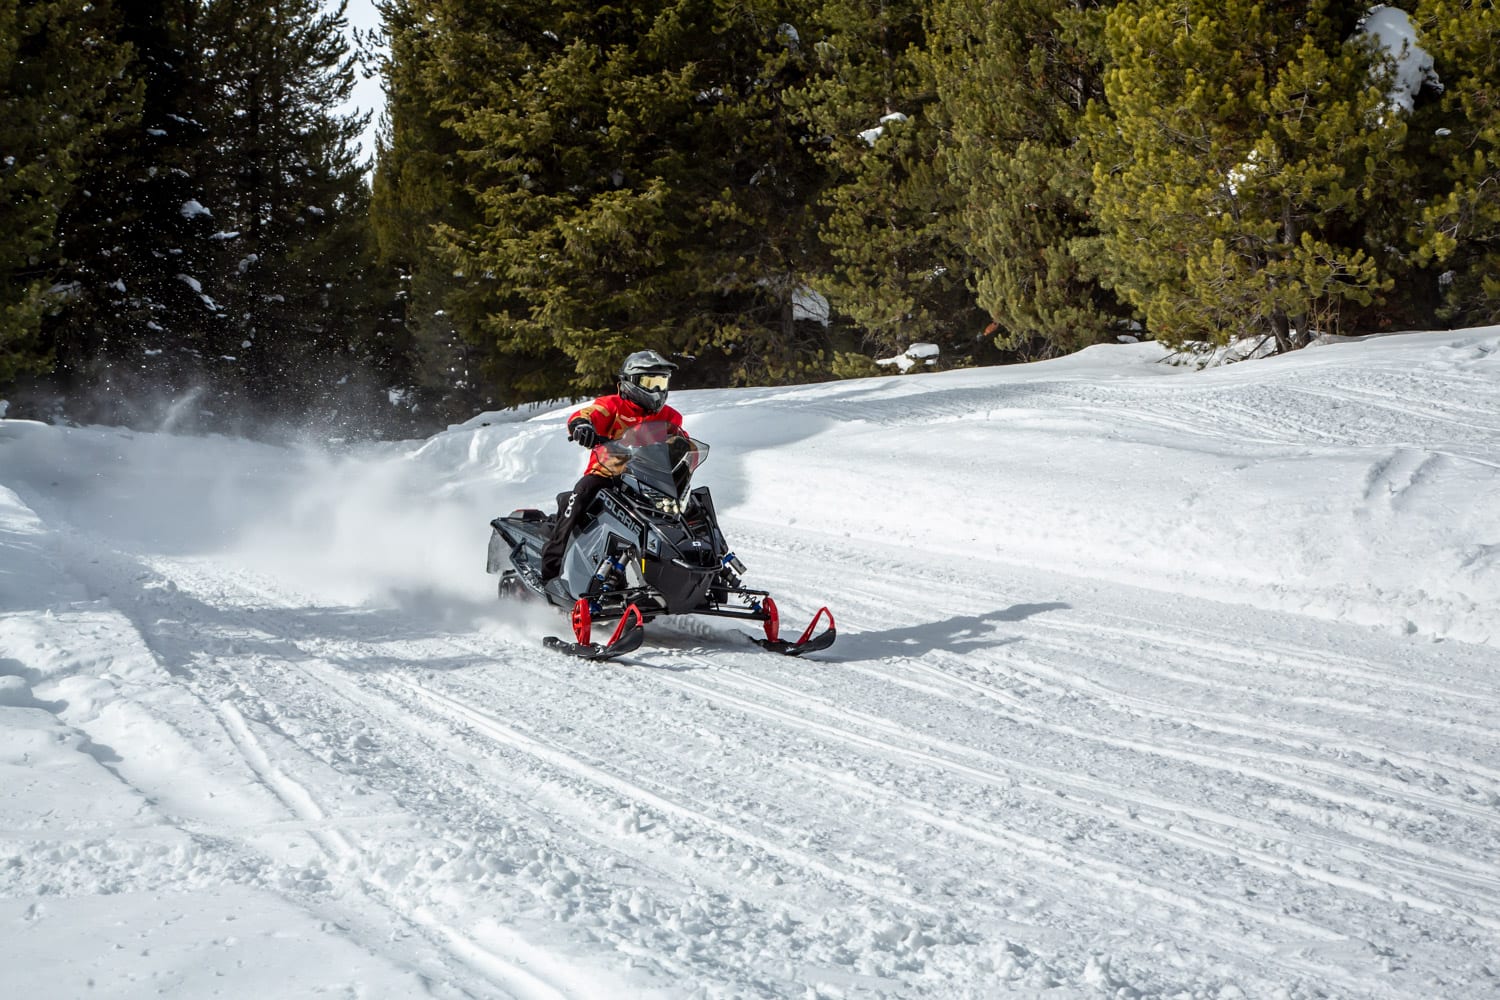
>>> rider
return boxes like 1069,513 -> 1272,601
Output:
539,349 -> 685,581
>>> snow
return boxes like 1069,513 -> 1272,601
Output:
1227,148 -> 1261,197
179,199 -> 211,219
793,285 -> 831,326
3,328 -> 1500,998
877,343 -> 940,371
1360,5 -> 1440,114
860,112 -> 909,146
176,273 -> 219,311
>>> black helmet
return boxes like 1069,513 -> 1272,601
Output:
617,349 -> 677,414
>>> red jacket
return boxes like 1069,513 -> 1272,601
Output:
569,394 -> 685,477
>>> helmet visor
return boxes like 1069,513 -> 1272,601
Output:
635,373 -> 670,392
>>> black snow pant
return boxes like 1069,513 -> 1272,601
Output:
540,474 -> 616,579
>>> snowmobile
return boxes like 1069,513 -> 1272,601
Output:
486,428 -> 836,660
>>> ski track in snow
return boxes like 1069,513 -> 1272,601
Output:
27,541 -> 1500,998
3,331 -> 1500,998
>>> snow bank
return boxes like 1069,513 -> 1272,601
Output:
714,331 -> 1498,644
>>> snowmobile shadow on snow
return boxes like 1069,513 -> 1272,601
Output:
0,655 -> 42,686
0,656 -> 68,713
584,619 -> 736,671
832,603 -> 1070,661
589,654 -> 699,673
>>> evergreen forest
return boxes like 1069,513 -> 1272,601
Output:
3,0 -> 1496,437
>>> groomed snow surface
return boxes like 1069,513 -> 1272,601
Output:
3,329 -> 1499,999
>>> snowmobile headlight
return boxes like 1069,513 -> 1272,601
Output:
639,484 -> 680,515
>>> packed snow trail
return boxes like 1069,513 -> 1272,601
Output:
2,330 -> 1499,998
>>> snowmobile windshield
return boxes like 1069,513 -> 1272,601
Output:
601,427 -> 708,499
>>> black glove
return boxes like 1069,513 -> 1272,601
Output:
568,419 -> 598,448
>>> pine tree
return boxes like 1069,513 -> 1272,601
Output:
926,0 -> 1127,356
0,0 -> 134,387
1086,0 -> 1408,352
791,0 -> 988,362
1412,0 -> 1500,325
28,0 -> 384,430
42,0 -> 222,420
369,0 -> 490,422
196,0 -> 377,419
671,7 -> 830,387
408,0 -> 828,403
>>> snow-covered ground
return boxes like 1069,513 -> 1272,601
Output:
2,329 -> 1498,998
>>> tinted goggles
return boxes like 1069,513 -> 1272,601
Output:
635,373 -> 670,391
